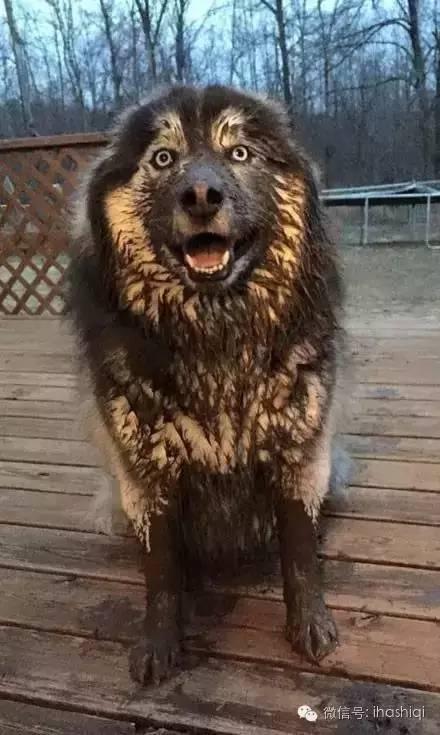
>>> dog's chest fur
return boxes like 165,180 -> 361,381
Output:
111,312 -> 326,482
176,347 -> 318,464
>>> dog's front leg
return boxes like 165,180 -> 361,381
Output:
129,507 -> 183,685
276,493 -> 338,662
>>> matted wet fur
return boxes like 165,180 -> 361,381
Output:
67,84 -> 343,683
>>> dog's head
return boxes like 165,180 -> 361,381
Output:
84,85 -> 321,306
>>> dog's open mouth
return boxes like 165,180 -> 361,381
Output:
183,233 -> 232,280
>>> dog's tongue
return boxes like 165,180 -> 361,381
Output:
185,244 -> 228,269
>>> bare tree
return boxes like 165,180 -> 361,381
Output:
294,0 -> 313,116
134,0 -> 170,82
405,0 -> 429,175
259,0 -> 292,108
175,0 -> 189,82
433,5 -> 440,175
3,0 -> 34,133
44,0 -> 87,130
99,0 -> 123,109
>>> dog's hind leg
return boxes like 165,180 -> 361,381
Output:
87,408 -> 135,536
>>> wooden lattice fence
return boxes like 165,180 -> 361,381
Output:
0,133 -> 107,315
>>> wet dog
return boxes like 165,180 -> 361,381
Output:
68,85 -> 342,684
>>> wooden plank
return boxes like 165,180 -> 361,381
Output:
0,699 -> 135,735
346,415 -> 440,438
355,384 -> 440,401
189,600 -> 440,691
0,437 -> 98,466
2,482 -> 437,535
345,434 -> 440,463
351,327 -> 440,338
352,345 -> 440,360
0,334 -> 72,353
0,131 -> 108,151
0,626 -> 438,734
0,488 -> 96,531
4,381 -> 437,407
347,315 -> 440,331
224,560 -> 440,621
350,334 -> 440,350
1,554 -> 438,632
3,554 -> 438,643
0,568 -> 144,641
349,327 -> 440,339
324,560 -> 440,620
0,399 -> 76,419
0,332 -> 72,354
0,351 -> 74,372
8,411 -> 440,445
0,372 -> 76,387
1,515 -> 438,587
0,417 -> 81,440
352,352 -> 440,366
326,487 -> 440,525
355,398 -> 440,418
8,405 -> 440,442
355,365 -> 440,385
323,518 -> 440,569
0,460 -> 105,495
0,525 -> 143,583
0,385 -> 77,401
353,458 -> 440,491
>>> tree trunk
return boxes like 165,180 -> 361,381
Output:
406,0 -> 429,177
3,0 -> 34,133
135,0 -> 157,83
175,0 -> 186,82
275,0 -> 291,109
99,0 -> 123,109
135,0 -> 169,84
229,0 -> 237,85
434,32 -> 440,177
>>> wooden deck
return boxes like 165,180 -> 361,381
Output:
0,315 -> 439,734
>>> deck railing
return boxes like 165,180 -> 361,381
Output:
0,133 -> 107,315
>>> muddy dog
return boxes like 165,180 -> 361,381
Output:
68,85 -> 343,684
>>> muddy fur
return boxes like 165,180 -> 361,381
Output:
67,84 -> 344,567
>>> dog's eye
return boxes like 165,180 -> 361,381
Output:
152,149 -> 175,169
230,145 -> 249,162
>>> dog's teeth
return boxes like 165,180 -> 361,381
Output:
185,249 -> 231,275
189,260 -> 228,274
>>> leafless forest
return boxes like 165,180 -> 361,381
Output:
0,0 -> 439,186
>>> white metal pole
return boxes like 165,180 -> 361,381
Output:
362,197 -> 369,246
425,194 -> 431,247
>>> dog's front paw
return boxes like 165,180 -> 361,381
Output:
286,596 -> 338,663
129,629 -> 182,685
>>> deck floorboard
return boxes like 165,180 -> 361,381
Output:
0,315 -> 439,733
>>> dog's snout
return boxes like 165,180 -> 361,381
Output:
179,168 -> 225,219
180,182 -> 224,218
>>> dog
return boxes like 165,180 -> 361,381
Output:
67,84 -> 343,685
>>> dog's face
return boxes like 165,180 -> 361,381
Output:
91,86 -> 314,295
145,93 -> 275,289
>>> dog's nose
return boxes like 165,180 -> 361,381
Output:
180,182 -> 224,219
